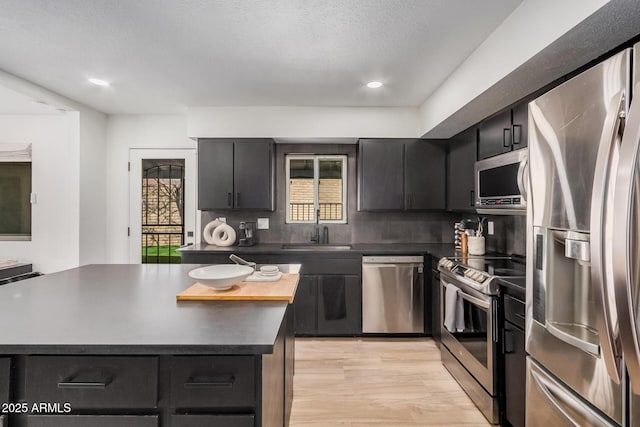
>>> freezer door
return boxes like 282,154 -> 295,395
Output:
526,358 -> 617,427
529,48 -> 630,232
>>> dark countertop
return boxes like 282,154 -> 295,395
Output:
0,264 -> 288,355
498,276 -> 526,298
179,243 -> 457,258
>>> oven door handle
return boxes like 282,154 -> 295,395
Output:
442,280 -> 490,309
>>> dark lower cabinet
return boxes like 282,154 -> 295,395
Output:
502,293 -> 526,427
0,358 -> 9,405
294,274 -> 362,336
293,276 -> 318,335
171,414 -> 254,427
503,321 -> 525,427
25,415 -> 158,427
317,275 -> 361,335
430,265 -> 441,346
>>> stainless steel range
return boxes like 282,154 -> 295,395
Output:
438,255 -> 525,424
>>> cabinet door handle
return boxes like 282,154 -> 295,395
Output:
236,192 -> 241,207
184,375 -> 235,389
58,381 -> 108,389
470,190 -> 475,207
513,124 -> 522,145
58,372 -> 112,389
227,192 -> 232,207
503,128 -> 512,148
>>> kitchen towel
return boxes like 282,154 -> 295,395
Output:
444,282 -> 466,333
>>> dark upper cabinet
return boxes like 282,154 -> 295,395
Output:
478,109 -> 512,160
447,127 -> 477,211
478,100 -> 529,160
358,139 -> 446,211
511,102 -> 529,150
198,139 -> 234,210
358,139 -> 405,210
233,140 -> 274,210
316,275 -> 361,336
198,139 -> 274,210
404,140 -> 446,210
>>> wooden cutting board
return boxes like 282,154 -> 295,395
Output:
176,273 -> 299,303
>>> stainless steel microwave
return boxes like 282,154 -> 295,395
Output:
475,149 -> 528,215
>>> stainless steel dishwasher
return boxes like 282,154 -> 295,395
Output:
362,255 -> 424,333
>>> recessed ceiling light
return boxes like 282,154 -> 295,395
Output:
366,81 -> 383,89
88,78 -> 110,87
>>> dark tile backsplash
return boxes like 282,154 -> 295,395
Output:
200,143 -> 526,251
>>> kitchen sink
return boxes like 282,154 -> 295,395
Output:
280,244 -> 352,251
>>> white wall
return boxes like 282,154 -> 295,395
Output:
79,108 -> 107,265
187,106 -> 420,138
418,0 -> 609,136
0,114 -> 80,273
105,115 -> 194,263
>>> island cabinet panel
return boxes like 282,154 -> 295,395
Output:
25,415 -> 158,427
0,358 -> 9,405
169,356 -> 255,409
171,414 -> 254,427
24,356 -> 158,410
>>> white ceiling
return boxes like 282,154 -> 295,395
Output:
0,0 -> 522,114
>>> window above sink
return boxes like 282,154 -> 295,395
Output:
285,154 -> 347,224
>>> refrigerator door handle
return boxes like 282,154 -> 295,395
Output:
613,83 -> 640,393
590,89 -> 626,383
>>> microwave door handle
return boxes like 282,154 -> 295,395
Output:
517,157 -> 529,202
613,84 -> 640,393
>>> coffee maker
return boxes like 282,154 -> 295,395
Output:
238,221 -> 257,246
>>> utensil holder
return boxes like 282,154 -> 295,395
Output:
468,236 -> 486,255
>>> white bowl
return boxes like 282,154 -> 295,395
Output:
188,264 -> 255,290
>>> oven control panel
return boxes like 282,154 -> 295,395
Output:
438,257 -> 489,284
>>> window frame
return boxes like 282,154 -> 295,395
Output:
285,154 -> 347,224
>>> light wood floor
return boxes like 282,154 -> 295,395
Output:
289,338 -> 491,427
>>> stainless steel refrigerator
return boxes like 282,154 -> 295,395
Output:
526,42 -> 640,426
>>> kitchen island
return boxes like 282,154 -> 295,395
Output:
0,264 -> 296,427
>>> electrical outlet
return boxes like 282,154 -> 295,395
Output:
488,221 -> 494,235
257,218 -> 269,229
